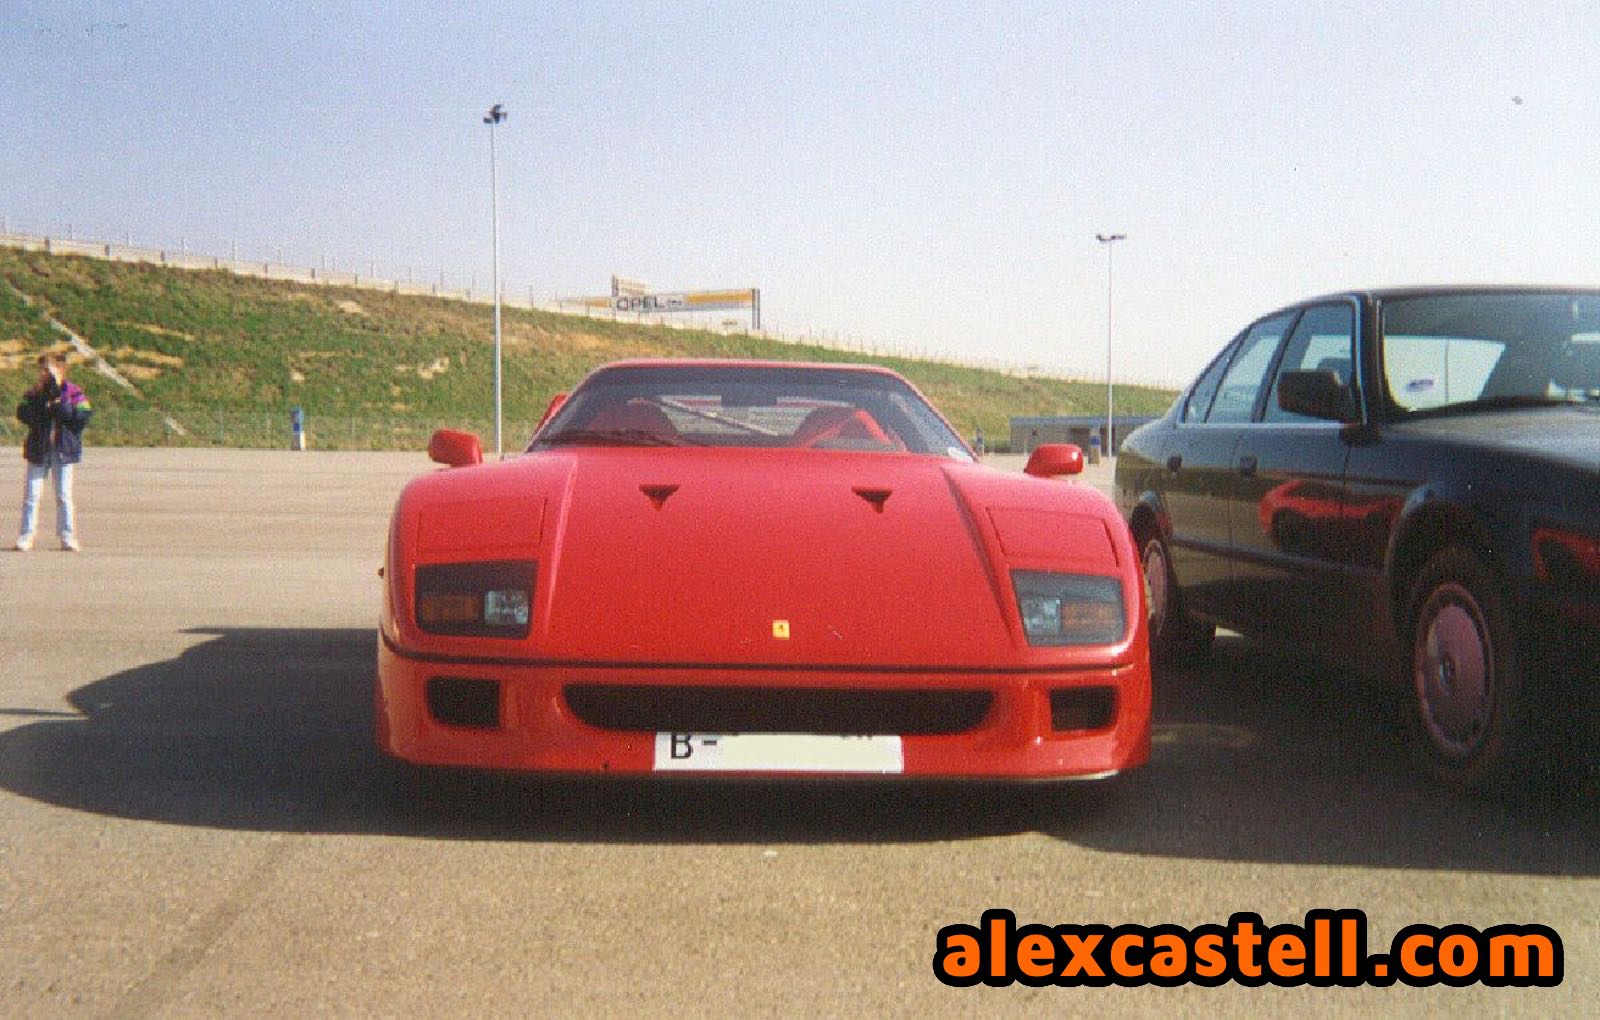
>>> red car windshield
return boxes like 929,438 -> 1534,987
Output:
530,365 -> 972,458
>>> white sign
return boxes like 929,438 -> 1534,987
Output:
573,289 -> 756,313
611,289 -> 755,313
611,275 -> 649,297
652,732 -> 905,773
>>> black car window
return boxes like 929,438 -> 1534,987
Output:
1263,304 -> 1357,423
1381,293 -> 1600,414
1207,312 -> 1294,423
1181,335 -> 1239,423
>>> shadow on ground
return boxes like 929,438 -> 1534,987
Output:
0,627 -> 1594,872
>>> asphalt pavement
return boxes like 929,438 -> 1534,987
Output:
1,448 -> 1595,1017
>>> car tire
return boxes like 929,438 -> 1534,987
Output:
1140,532 -> 1214,667
1403,548 -> 1529,792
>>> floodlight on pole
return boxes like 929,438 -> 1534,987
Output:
484,102 -> 507,458
1095,233 -> 1125,457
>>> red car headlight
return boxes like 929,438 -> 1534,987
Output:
415,561 -> 536,637
1011,570 -> 1126,646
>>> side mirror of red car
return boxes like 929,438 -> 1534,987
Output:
428,429 -> 484,468
1024,443 -> 1085,478
535,392 -> 569,433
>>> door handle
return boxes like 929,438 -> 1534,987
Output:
1165,454 -> 1183,473
1237,454 -> 1258,477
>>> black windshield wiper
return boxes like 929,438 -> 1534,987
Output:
539,428 -> 688,447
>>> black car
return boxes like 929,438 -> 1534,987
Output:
1116,287 -> 1600,789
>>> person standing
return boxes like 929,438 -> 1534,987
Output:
15,352 -> 92,551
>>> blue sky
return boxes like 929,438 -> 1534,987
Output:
4,1 -> 1597,385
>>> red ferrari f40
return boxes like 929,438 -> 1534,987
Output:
377,360 -> 1150,781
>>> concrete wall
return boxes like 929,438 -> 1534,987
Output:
46,238 -> 113,258
107,246 -> 168,264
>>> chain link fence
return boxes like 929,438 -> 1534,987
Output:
0,407 -> 509,452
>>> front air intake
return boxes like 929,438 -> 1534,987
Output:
426,677 -> 501,729
1050,687 -> 1115,732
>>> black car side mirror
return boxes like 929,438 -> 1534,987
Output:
1277,370 -> 1355,422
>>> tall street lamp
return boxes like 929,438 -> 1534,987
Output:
484,103 -> 507,457
1095,233 -> 1125,457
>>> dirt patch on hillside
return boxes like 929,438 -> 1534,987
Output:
395,356 -> 452,380
106,347 -> 186,381
109,347 -> 186,368
0,338 -> 32,371
116,322 -> 196,341
287,350 -> 348,383
564,330 -> 658,357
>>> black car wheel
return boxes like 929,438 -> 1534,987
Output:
1404,548 -> 1525,790
1140,532 -> 1213,666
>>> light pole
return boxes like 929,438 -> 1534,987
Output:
1095,233 -> 1125,458
484,102 -> 507,457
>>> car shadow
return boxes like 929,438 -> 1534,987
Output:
0,627 -> 1594,871
1056,635 -> 1600,875
0,627 -> 1083,844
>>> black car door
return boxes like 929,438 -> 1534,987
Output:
1227,301 -> 1363,645
1162,313 -> 1296,622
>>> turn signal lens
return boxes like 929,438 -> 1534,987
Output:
417,593 -> 480,626
1058,600 -> 1124,633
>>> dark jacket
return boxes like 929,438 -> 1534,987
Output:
16,378 -> 92,465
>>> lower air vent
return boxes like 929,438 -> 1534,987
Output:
426,677 -> 501,729
1050,687 -> 1115,732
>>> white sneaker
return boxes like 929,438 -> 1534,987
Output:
13,535 -> 32,552
61,537 -> 81,552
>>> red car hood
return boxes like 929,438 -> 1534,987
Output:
401,448 -> 1132,668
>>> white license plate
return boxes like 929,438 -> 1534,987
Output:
652,732 -> 904,773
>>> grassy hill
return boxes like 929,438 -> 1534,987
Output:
0,246 -> 1175,450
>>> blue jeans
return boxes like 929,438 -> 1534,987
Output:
19,454 -> 76,542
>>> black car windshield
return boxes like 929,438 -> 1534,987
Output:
529,364 -> 973,459
1381,292 -> 1600,416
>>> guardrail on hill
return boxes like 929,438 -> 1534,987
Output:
0,229 -> 1186,390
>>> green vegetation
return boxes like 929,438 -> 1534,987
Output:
0,247 -> 1175,450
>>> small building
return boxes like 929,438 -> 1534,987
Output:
1008,414 -> 1160,455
